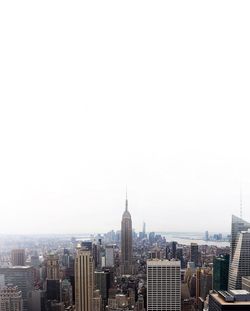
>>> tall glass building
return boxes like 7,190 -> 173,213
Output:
213,254 -> 229,291
228,230 -> 250,290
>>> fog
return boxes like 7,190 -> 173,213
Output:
1,1 -> 250,234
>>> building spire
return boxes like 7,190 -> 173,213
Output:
240,183 -> 243,219
125,187 -> 128,211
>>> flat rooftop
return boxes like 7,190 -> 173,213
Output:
211,293 -> 250,305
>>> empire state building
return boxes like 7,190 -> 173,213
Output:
120,195 -> 133,275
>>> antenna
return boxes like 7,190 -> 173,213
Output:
125,186 -> 128,211
240,184 -> 243,219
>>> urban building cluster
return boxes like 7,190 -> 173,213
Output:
0,200 -> 250,310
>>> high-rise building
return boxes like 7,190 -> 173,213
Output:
105,245 -> 114,268
0,266 -> 34,311
209,290 -> 250,310
46,254 -> 60,280
0,285 -> 23,311
230,215 -> 250,263
176,247 -> 184,268
213,254 -> 229,291
95,270 -> 110,307
120,195 -> 133,275
170,241 -> 177,259
28,290 -> 46,311
242,276 -> 250,292
190,243 -> 199,267
228,230 -> 250,290
147,260 -> 181,311
75,248 -> 94,311
11,249 -> 25,266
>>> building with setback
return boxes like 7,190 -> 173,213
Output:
120,195 -> 133,275
75,248 -> 94,311
209,290 -> 250,310
228,229 -> 250,290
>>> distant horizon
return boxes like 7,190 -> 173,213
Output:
1,1 -> 250,234
0,230 -> 231,236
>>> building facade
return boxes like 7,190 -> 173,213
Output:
147,260 -> 181,311
213,254 -> 229,291
75,249 -> 94,311
120,195 -> 133,275
0,285 -> 23,311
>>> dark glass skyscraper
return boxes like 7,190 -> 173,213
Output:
191,243 -> 199,267
213,254 -> 229,291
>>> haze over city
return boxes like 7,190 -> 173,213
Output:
1,1 -> 250,234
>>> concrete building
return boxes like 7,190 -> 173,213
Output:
209,290 -> 250,310
46,254 -> 60,280
11,249 -> 25,267
75,249 -> 94,311
147,259 -> 181,311
105,245 -> 114,268
120,194 -> 133,275
0,285 -> 23,311
28,289 -> 46,311
0,266 -> 34,311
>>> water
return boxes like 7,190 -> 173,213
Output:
162,234 -> 230,247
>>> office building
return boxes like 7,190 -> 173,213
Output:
95,270 -> 110,307
230,215 -> 250,264
46,254 -> 60,280
213,255 -> 229,291
209,290 -> 250,310
147,259 -> 181,311
28,290 -> 46,311
0,266 -> 34,311
105,245 -> 114,268
242,276 -> 250,292
120,195 -> 133,275
75,249 -> 94,311
228,230 -> 250,290
0,285 -> 23,311
11,249 -> 25,267
171,242 -> 177,259
190,243 -> 199,267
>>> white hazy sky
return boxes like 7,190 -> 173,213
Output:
1,1 -> 250,234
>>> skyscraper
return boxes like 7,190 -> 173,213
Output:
0,266 -> 34,311
230,215 -> 250,263
75,248 -> 94,311
147,260 -> 181,311
213,254 -> 229,291
120,194 -> 133,275
190,243 -> 199,267
105,245 -> 114,268
228,230 -> 250,290
209,290 -> 250,310
0,285 -> 23,311
11,249 -> 25,266
228,215 -> 250,290
46,254 -> 60,280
